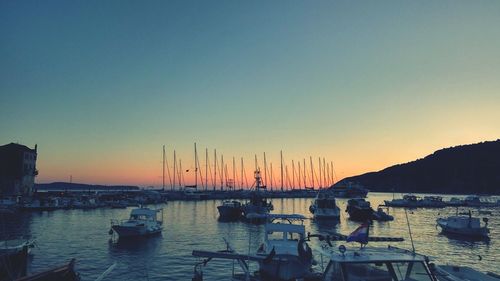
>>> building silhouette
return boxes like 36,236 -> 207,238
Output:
0,143 -> 38,196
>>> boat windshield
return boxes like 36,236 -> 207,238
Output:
324,261 -> 433,281
130,214 -> 153,220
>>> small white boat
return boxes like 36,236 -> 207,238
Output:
384,194 -> 421,208
191,214 -> 314,281
256,214 -> 313,280
309,191 -> 340,220
110,207 -> 163,238
436,211 -> 489,239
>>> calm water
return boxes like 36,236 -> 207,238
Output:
1,193 -> 499,280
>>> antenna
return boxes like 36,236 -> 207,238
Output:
404,208 -> 416,253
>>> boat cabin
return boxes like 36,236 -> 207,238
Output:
129,208 -> 160,222
316,194 -> 338,209
261,214 -> 306,255
443,216 -> 481,228
322,246 -> 437,281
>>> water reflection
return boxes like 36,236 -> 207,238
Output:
0,193 -> 498,280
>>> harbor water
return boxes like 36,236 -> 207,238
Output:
1,192 -> 499,280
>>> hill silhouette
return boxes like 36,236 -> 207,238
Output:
340,140 -> 500,194
35,182 -> 140,192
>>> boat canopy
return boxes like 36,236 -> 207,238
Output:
266,223 -> 305,235
267,214 -> 305,221
443,216 -> 481,228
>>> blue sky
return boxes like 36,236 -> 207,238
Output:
1,1 -> 499,186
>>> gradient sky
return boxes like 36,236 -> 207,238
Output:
1,1 -> 499,187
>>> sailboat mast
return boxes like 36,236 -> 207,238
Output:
162,145 -> 165,190
310,156 -> 314,189
326,162 -> 330,186
263,152 -> 267,187
179,159 -> 183,187
270,162 -> 273,191
298,161 -> 301,190
241,157 -> 244,189
331,161 -> 336,184
323,158 -> 326,188
233,156 -> 235,191
292,160 -> 295,189
214,149 -> 217,191
205,148 -> 208,191
303,158 -> 306,188
280,150 -> 284,192
318,157 -> 322,189
173,150 -> 177,190
194,143 -> 198,187
220,155 -> 224,190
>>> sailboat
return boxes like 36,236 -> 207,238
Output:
184,143 -> 207,200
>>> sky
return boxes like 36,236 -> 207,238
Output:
1,1 -> 499,187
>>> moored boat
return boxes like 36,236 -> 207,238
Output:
256,214 -> 314,280
372,207 -> 394,221
421,196 -> 446,208
309,191 -> 340,220
242,169 -> 273,222
345,198 -> 373,222
110,207 -> 163,238
384,194 -> 421,208
217,200 -> 242,220
0,245 -> 28,281
436,211 -> 489,239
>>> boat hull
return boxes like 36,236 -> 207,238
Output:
311,208 -> 340,220
217,206 -> 242,220
437,221 -> 489,239
111,225 -> 162,238
346,206 -> 373,222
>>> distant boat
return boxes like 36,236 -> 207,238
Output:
217,200 -> 242,221
463,195 -> 497,207
446,197 -> 466,207
436,211 -> 489,239
329,181 -> 368,198
372,207 -> 394,221
110,207 -> 163,238
420,196 -> 446,208
384,194 -> 421,208
309,191 -> 340,220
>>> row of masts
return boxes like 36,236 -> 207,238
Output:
162,143 -> 337,191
